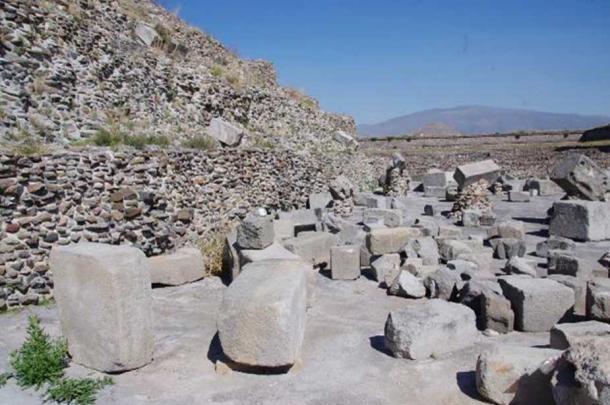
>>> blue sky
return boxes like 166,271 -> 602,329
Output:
158,0 -> 610,124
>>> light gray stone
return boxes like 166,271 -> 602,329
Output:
549,274 -> 587,316
273,219 -> 295,240
333,130 -> 358,147
424,186 -> 446,198
238,242 -> 301,266
207,117 -> 246,146
236,213 -> 274,249
364,208 -> 403,228
536,236 -> 576,258
550,153 -> 610,201
551,253 -> 593,279
283,232 -> 337,266
480,290 -> 514,334
549,200 -> 610,242
134,23 -> 159,47
366,227 -> 421,255
462,209 -> 482,227
148,247 -> 205,286
370,253 -> 400,284
587,278 -> 610,322
490,238 -> 526,259
49,243 -> 153,372
508,190 -> 530,202
453,159 -> 501,189
410,236 -> 440,265
504,256 -> 537,277
422,170 -> 455,188
488,220 -> 526,240
424,267 -> 462,300
329,175 -> 354,200
388,270 -> 426,298
550,321 -> 610,350
500,277 -> 575,332
330,245 -> 360,280
308,192 -> 333,210
217,259 -> 307,368
476,345 -> 561,405
384,299 -> 478,360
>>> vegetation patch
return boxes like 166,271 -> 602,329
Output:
199,229 -> 227,277
3,315 -> 113,404
182,134 -> 217,150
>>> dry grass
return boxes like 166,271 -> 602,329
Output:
198,230 -> 226,277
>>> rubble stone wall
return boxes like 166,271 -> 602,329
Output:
0,147 -> 331,309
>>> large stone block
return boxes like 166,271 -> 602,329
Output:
363,208 -> 403,228
536,236 -> 575,258
238,242 -> 301,266
49,243 -> 153,372
549,274 -> 587,316
148,247 -> 205,286
330,245 -> 360,280
384,299 -> 478,360
366,227 -> 421,255
476,345 -> 561,405
387,270 -> 426,298
283,231 -> 337,266
550,321 -> 610,350
422,170 -> 455,188
586,278 -> 610,322
550,153 -> 610,201
278,209 -> 320,233
307,192 -> 333,210
236,213 -> 274,249
480,290 -> 514,333
370,253 -> 400,284
453,159 -> 501,189
217,259 -> 307,368
500,277 -> 575,332
549,200 -> 610,241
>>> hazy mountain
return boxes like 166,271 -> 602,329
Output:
357,106 -> 610,137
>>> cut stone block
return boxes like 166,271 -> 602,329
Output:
550,253 -> 593,279
439,239 -> 474,262
330,245 -> 360,280
453,159 -> 501,189
476,345 -> 561,405
384,299 -> 477,360
273,219 -> 295,240
500,277 -> 575,332
328,175 -> 354,200
586,278 -> 610,322
488,220 -> 526,240
462,209 -> 481,227
549,274 -> 587,316
490,238 -> 526,259
388,270 -> 426,298
424,267 -> 461,300
549,153 -> 610,201
504,256 -> 537,277
415,217 -> 440,237
410,237 -> 440,265
550,321 -> 610,350
217,259 -> 307,368
283,232 -> 337,267
424,186 -> 446,198
438,224 -> 462,238
480,290 -> 514,333
363,208 -> 403,228
236,213 -> 274,249
49,243 -> 153,372
422,169 -> 455,188
549,200 -> 610,242
508,190 -> 530,202
458,279 -> 503,329
370,253 -> 400,284
524,178 -> 563,196
148,247 -> 204,286
353,192 -> 389,208
278,209 -> 320,233
366,227 -> 421,255
536,236 -> 575,258
333,130 -> 358,147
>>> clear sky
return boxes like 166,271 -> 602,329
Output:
158,0 -> 610,125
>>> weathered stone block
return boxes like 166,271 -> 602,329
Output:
283,232 -> 336,266
550,321 -> 610,350
586,278 -> 610,322
388,270 -> 426,298
453,159 -> 501,189
424,186 -> 446,198
500,277 -> 575,332
476,345 -> 561,405
217,259 -> 307,368
508,190 -> 530,202
307,192 -> 333,210
330,245 -> 360,280
207,117 -> 245,146
462,209 -> 482,227
549,274 -> 587,316
480,290 -> 514,333
490,238 -> 526,259
236,213 -> 274,249
148,247 -> 204,286
549,200 -> 610,241
536,236 -> 575,258
550,153 -> 610,201
384,299 -> 477,360
551,253 -> 593,279
370,253 -> 400,284
238,242 -> 301,266
366,227 -> 420,255
49,243 -> 153,372
363,208 -> 403,228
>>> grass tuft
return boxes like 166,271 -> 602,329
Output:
10,315 -> 67,388
46,376 -> 113,405
198,230 -> 226,277
182,135 -> 217,150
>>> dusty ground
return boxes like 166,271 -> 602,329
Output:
1,193 -> 609,405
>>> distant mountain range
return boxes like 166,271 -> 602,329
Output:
357,106 -> 610,138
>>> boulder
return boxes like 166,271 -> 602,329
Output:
148,247 -> 205,286
283,232 -> 337,266
49,243 -> 153,372
550,154 -> 610,201
333,130 -> 358,147
134,23 -> 159,47
217,259 -> 307,368
504,256 -> 537,277
462,209 -> 482,227
550,200 -> 610,241
330,245 -> 360,280
488,220 -> 526,240
500,277 -> 575,332
524,178 -> 563,196
536,236 -> 576,258
424,267 -> 461,300
453,159 -> 501,189
410,236 -> 440,265
551,253 -> 593,279
587,278 -> 610,322
207,117 -> 246,147
490,238 -> 526,260
476,345 -> 561,405
550,321 -> 610,350
236,213 -> 274,249
480,290 -> 515,333
384,299 -> 478,360
366,227 -> 421,255
549,274 -> 587,316
388,270 -> 426,298
438,239 -> 474,262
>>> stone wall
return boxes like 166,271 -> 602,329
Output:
0,147 -> 333,309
